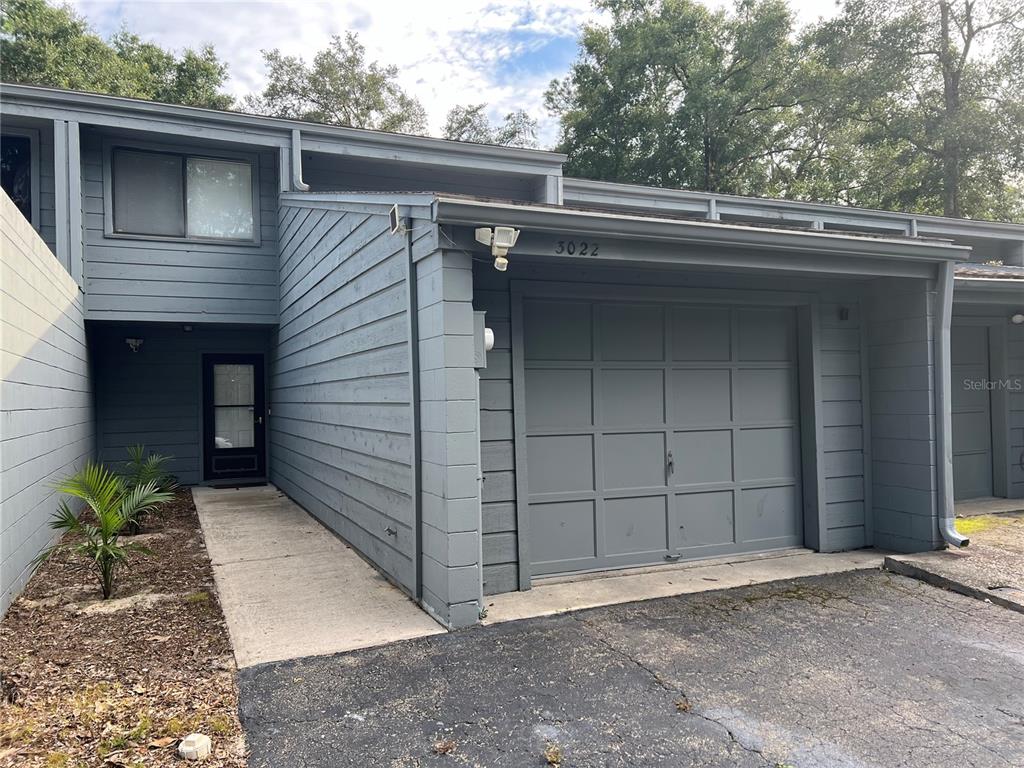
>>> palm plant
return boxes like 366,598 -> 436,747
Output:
37,462 -> 174,599
119,445 -> 178,533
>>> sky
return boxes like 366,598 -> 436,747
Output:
67,0 -> 841,147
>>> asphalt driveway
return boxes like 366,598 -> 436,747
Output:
239,571 -> 1024,767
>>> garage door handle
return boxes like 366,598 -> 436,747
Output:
666,450 -> 675,475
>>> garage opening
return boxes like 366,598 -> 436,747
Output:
519,297 -> 804,577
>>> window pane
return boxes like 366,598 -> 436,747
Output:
213,364 -> 254,406
215,407 -> 254,449
187,158 -> 254,239
113,149 -> 184,236
1,135 -> 33,222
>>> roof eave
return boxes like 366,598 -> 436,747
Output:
0,83 -> 567,170
432,196 -> 969,262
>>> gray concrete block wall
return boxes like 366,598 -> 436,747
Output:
417,249 -> 482,628
866,277 -> 942,551
1,191 -> 94,615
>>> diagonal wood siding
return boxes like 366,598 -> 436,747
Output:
269,202 -> 417,593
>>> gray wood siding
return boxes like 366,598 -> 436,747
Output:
951,303 -> 1024,500
79,132 -> 279,324
819,299 -> 869,550
473,282 -> 518,595
866,278 -> 941,551
92,324 -> 272,486
1,192 -> 94,616
269,202 -> 417,594
1012,324 -> 1024,498
473,262 -> 869,594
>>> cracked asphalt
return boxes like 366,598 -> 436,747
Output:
238,570 -> 1024,767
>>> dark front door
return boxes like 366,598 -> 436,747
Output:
202,353 -> 266,481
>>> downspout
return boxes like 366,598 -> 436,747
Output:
935,260 -> 969,547
403,213 -> 424,599
291,129 -> 310,192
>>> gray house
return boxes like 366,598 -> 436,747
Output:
1,84 -> 1021,625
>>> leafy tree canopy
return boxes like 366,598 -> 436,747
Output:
0,0 -> 233,109
549,0 -> 1024,221
243,33 -> 427,134
443,104 -> 540,148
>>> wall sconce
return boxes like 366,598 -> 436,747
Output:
1012,313 -> 1024,325
125,337 -> 144,353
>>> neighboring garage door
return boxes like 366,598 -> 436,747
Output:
521,297 -> 803,576
951,325 -> 994,500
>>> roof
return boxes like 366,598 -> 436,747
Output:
954,263 -> 1024,280
562,178 -> 1024,245
0,82 -> 566,175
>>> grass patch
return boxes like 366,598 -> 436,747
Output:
955,515 -> 1012,535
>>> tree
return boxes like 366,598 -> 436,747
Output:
546,0 -> 803,194
243,33 -> 427,134
443,104 -> 540,148
0,0 -> 233,109
804,0 -> 1024,219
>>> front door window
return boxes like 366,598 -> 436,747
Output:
214,364 -> 255,449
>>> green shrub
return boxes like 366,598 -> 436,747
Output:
119,445 -> 178,533
37,462 -> 174,598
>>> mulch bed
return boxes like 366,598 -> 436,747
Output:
0,490 -> 246,767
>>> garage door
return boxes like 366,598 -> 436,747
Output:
951,325 -> 994,500
522,298 -> 804,576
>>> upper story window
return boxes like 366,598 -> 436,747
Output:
111,147 -> 255,241
1,129 -> 39,225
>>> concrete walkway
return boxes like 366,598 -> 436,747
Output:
192,485 -> 443,668
482,548 -> 886,624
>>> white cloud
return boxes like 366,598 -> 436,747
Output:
68,0 -> 601,145
66,0 -> 839,147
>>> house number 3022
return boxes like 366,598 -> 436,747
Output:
554,240 -> 599,256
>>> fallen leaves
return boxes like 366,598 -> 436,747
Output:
0,491 -> 246,767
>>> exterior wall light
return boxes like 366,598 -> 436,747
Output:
475,226 -> 520,271
1012,313 -> 1024,325
125,337 -> 144,353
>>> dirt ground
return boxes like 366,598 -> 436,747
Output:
0,490 -> 245,767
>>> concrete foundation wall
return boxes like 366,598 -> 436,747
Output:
1,191 -> 94,615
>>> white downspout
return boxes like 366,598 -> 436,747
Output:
291,129 -> 309,192
935,260 -> 969,547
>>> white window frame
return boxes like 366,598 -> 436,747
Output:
102,138 -> 262,246
1,126 -> 42,229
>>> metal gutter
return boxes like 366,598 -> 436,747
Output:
563,177 -> 1024,240
935,261 -> 969,548
432,196 -> 970,262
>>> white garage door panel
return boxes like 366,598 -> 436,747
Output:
523,297 -> 803,576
